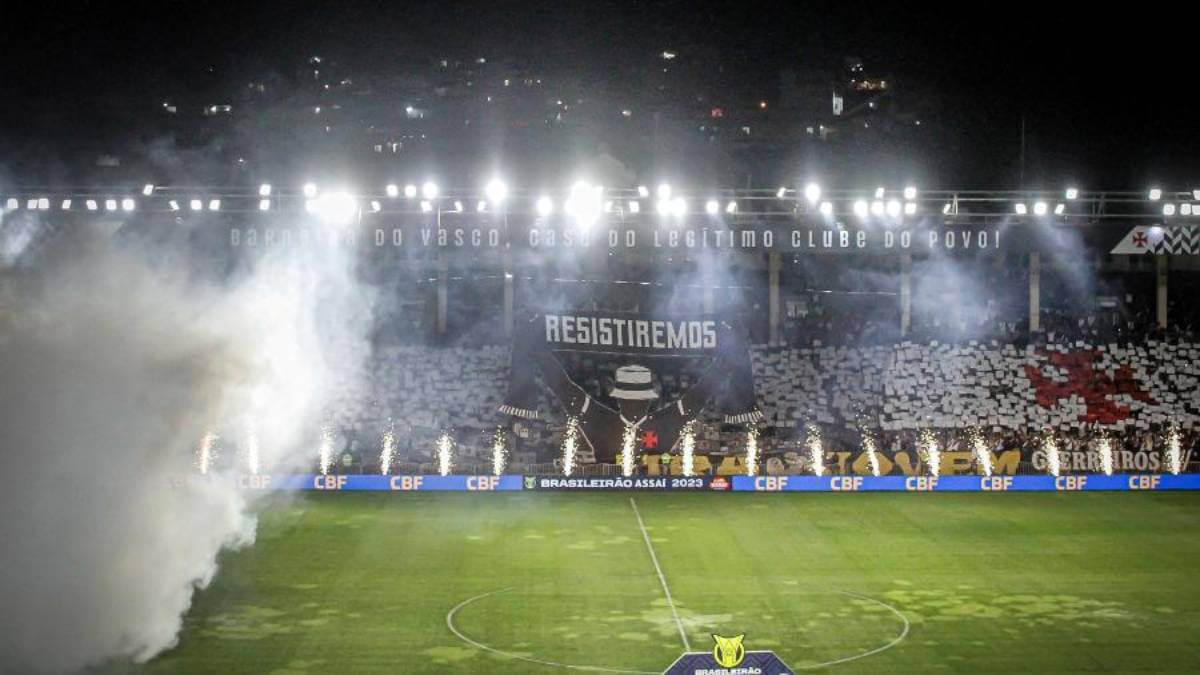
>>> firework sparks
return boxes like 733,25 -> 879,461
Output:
805,423 -> 824,477
436,432 -> 454,476
244,426 -> 259,475
745,427 -> 760,476
621,425 -> 637,477
318,425 -> 335,476
1097,433 -> 1114,476
1042,434 -> 1061,477
861,428 -> 881,477
1165,425 -> 1182,475
492,427 -> 507,476
561,417 -> 579,476
379,421 -> 395,476
919,429 -> 941,477
680,422 -> 696,477
968,428 -> 992,477
197,431 -> 218,475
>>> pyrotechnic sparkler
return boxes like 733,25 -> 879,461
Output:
492,427 -> 507,476
561,417 -> 579,476
1042,433 -> 1061,477
968,428 -> 992,477
436,432 -> 454,476
197,431 -> 218,475
379,420 -> 395,476
919,429 -> 941,477
621,425 -> 637,477
805,423 -> 824,477
745,427 -> 760,476
861,427 -> 881,477
1165,425 -> 1182,476
1097,433 -> 1114,476
244,426 -> 259,475
318,425 -> 335,476
680,422 -> 696,477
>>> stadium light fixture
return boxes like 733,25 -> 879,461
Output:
385,184 -> 399,198
656,199 -> 671,216
942,203 -> 952,215
1193,189 -> 1200,201
776,186 -> 788,199
628,200 -> 641,213
705,199 -> 720,215
453,200 -> 464,213
874,186 -> 886,199
725,200 -> 737,214
422,181 -> 439,200
259,183 -> 272,197
87,199 -> 99,211
259,199 -> 271,211
903,186 -> 917,200
142,184 -> 154,196
303,182 -> 318,198
886,200 -> 901,217
870,200 -> 885,216
1149,188 -> 1162,201
476,200 -> 488,213
637,185 -> 650,198
61,199 -> 72,210
1054,203 -> 1066,215
1015,203 -> 1028,215
1183,203 -> 1194,216
105,199 -> 117,211
671,197 -> 687,217
209,199 -> 221,211
485,178 -> 508,204
38,198 -> 50,210
1163,203 -> 1176,216
804,183 -> 821,203
420,200 -> 433,213
657,184 -> 672,200
168,200 -> 179,211
1033,201 -> 1047,216
4,198 -> 16,210
904,201 -> 918,216
819,201 -> 833,216
313,191 -> 356,223
371,200 -> 382,213
1065,187 -> 1078,200
404,184 -> 417,199
121,198 -> 135,212
536,196 -> 553,216
853,200 -> 869,219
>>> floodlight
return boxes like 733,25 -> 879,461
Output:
371,200 -> 382,213
903,186 -> 917,200
1054,203 -> 1065,215
853,200 -> 869,218
121,198 -> 135,212
637,185 -> 650,198
1014,203 -> 1027,215
725,200 -> 737,214
671,197 -> 687,217
313,191 -> 357,223
105,199 -> 117,211
259,199 -> 271,211
1163,203 -> 1176,216
422,181 -> 439,200
87,199 -> 99,211
404,184 -> 417,198
886,200 -> 901,217
1033,201 -> 1047,215
485,178 -> 508,204
870,200 -> 884,216
874,187 -> 886,198
303,182 -> 318,198
209,199 -> 221,211
904,202 -> 918,215
628,200 -> 641,213
776,186 -> 788,199
657,184 -> 672,200
804,183 -> 821,203
385,184 -> 399,198
61,199 -> 72,210
536,196 -> 553,216
819,201 -> 833,216
259,184 -> 272,197
1065,187 -> 1078,200
420,200 -> 433,213
705,199 -> 719,215
142,184 -> 154,196
1149,188 -> 1162,201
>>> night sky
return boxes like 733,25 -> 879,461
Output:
2,0 -> 1198,187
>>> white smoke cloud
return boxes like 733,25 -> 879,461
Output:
0,221 -> 373,672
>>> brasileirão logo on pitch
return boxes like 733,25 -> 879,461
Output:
663,633 -> 793,674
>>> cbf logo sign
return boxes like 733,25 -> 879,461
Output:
664,634 -> 793,674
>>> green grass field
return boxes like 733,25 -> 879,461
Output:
133,493 -> 1200,673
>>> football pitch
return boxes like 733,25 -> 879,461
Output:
134,492 -> 1200,673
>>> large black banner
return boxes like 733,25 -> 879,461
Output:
500,312 -> 762,462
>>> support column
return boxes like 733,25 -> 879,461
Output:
502,251 -> 514,337
900,253 -> 912,337
436,254 -> 448,336
1028,252 -> 1041,334
768,253 -> 782,345
1156,255 -> 1169,329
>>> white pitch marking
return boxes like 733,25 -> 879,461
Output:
446,588 -> 657,674
629,497 -> 691,651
